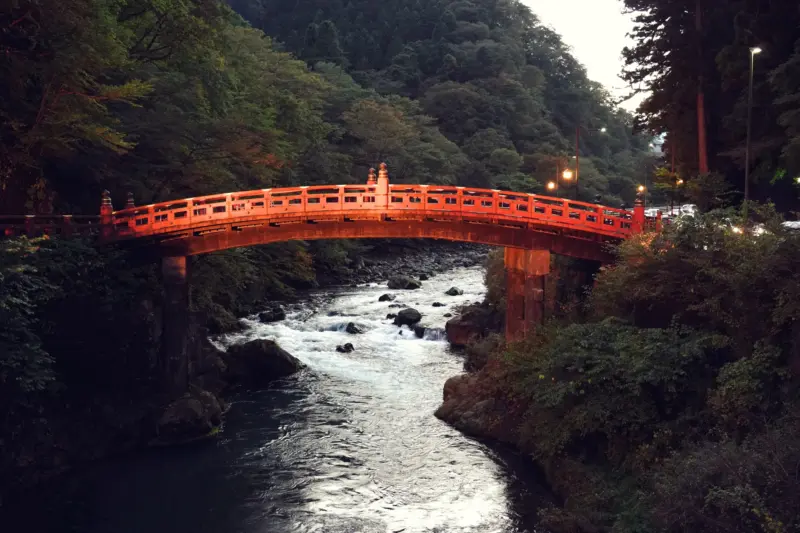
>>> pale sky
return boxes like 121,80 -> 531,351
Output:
522,0 -> 645,112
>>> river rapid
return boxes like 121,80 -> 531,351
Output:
6,264 -> 547,533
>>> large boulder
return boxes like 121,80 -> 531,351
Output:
434,375 -> 501,438
445,306 -> 500,347
345,322 -> 364,335
388,276 -> 422,290
445,287 -> 464,296
394,308 -> 422,327
258,306 -> 286,323
156,387 -> 224,444
378,294 -> 396,302
223,339 -> 305,389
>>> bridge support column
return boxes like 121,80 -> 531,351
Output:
504,248 -> 551,342
162,255 -> 190,395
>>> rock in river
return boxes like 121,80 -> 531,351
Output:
223,339 -> 305,389
394,308 -> 423,327
336,343 -> 355,353
388,276 -> 422,290
345,322 -> 364,334
445,287 -> 464,296
378,294 -> 396,302
157,387 -> 224,444
258,306 -> 286,323
445,306 -> 497,347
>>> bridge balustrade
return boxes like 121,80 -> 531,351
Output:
107,182 -> 638,242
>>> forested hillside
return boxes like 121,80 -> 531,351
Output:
0,0 -> 658,334
229,0 -> 655,202
623,0 -> 800,211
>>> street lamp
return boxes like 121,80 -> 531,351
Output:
562,169 -> 573,180
744,46 -> 762,223
547,181 -> 557,192
638,185 -> 645,193
574,125 -> 608,200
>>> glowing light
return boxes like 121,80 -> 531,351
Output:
732,226 -> 743,234
676,179 -> 684,185
637,185 -> 645,193
562,169 -> 573,180
600,127 -> 607,133
547,181 -> 557,191
794,177 -> 800,184
751,46 -> 762,55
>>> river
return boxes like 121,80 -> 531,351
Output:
6,264 -> 547,533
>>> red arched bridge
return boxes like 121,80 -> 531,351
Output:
1,164 -> 659,388
1,164 -> 655,263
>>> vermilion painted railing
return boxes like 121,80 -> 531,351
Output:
1,165 -> 659,242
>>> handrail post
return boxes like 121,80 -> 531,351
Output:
100,190 -> 114,240
632,192 -> 645,234
24,215 -> 35,237
125,192 -> 135,209
377,162 -> 390,210
62,215 -> 73,237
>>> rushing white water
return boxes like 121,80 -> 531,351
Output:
5,264 -> 543,533
215,265 -> 528,533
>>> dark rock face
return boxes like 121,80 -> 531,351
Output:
445,305 -> 500,347
388,276 -> 422,290
432,302 -> 445,307
258,306 -> 286,323
394,308 -> 423,327
414,325 -> 426,338
434,375 -> 500,437
336,343 -> 355,353
378,294 -> 396,302
445,287 -> 464,296
386,313 -> 398,319
388,303 -> 407,309
156,387 -> 223,443
419,274 -> 430,281
444,313 -> 453,318
222,339 -> 304,389
345,322 -> 364,334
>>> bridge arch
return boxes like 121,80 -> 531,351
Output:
1,164 -> 657,394
100,164 -> 645,263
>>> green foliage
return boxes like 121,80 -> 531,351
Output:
0,239 -> 57,398
510,319 -> 727,463
233,0 -> 655,204
487,205 -> 800,532
623,0 -> 800,212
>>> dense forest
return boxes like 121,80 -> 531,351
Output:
442,206 -> 800,532
0,0 -> 655,490
4,0 -> 800,530
623,0 -> 800,212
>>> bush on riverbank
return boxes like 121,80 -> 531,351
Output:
439,206 -> 800,532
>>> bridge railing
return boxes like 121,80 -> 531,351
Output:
1,214 -> 101,238
107,183 -> 636,242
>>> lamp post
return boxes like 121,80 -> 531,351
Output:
744,46 -> 762,223
547,181 -> 557,196
574,126 -> 607,201
562,168 -> 574,199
